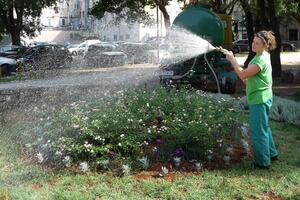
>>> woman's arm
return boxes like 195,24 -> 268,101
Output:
220,48 -> 260,80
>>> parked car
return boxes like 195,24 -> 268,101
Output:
17,44 -> 72,71
29,41 -> 50,47
0,45 -> 28,60
67,44 -> 80,56
116,42 -> 153,64
232,39 -> 249,53
0,56 -> 17,76
77,40 -> 103,55
281,41 -> 296,51
232,39 -> 296,53
84,43 -> 126,67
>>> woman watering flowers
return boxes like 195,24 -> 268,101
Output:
221,30 -> 279,169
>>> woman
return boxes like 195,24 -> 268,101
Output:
221,30 -> 279,169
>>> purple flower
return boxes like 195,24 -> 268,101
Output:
174,148 -> 184,157
155,139 -> 163,144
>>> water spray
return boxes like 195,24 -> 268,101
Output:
161,27 -> 232,94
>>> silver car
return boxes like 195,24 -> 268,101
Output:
0,56 -> 17,76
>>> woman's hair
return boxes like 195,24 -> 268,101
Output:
255,30 -> 277,51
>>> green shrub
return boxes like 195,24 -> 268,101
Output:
18,87 -> 246,170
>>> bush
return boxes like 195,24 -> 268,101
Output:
18,87 -> 246,171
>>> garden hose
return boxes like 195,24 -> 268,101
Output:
170,56 -> 197,80
204,52 -> 221,94
168,44 -> 222,94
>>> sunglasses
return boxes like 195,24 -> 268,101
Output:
257,32 -> 268,45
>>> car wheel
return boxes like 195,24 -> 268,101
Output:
232,47 -> 239,54
1,64 -> 14,76
283,46 -> 292,52
160,77 -> 173,87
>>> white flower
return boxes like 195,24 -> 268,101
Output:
63,156 -> 72,167
72,124 -> 80,128
138,119 -> 143,123
217,139 -> 223,143
118,143 -> 122,147
55,151 -> 63,158
84,142 -> 92,149
173,157 -> 181,167
122,164 -> 131,175
120,134 -> 125,138
137,157 -> 149,170
36,152 -> 44,164
146,103 -> 150,107
103,160 -> 110,169
241,126 -> 249,138
160,166 -> 169,176
79,162 -> 89,172
241,139 -> 249,151
195,162 -> 202,171
226,146 -> 234,154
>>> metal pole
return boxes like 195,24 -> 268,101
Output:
156,2 -> 160,63
67,0 -> 70,29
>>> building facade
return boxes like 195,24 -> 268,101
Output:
37,0 -> 184,43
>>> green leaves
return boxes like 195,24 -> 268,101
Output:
0,0 -> 57,44
30,86 -> 245,169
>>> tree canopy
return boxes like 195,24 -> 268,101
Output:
0,0 -> 57,45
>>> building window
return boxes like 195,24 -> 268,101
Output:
289,29 -> 298,41
62,18 -> 66,26
119,35 -> 123,41
74,0 -> 78,9
114,35 -> 118,41
242,33 -> 247,39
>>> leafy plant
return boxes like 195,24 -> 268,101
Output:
15,86 -> 245,171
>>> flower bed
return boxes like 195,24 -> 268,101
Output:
21,87 -> 250,174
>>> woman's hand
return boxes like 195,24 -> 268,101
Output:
221,48 -> 235,62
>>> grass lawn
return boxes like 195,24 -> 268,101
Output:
0,119 -> 299,200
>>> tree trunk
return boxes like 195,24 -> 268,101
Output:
10,28 -> 21,45
267,0 -> 282,77
240,0 -> 256,67
158,4 -> 170,29
257,0 -> 270,29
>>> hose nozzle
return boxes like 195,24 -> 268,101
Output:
215,46 -> 228,54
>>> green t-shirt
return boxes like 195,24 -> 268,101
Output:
246,51 -> 273,105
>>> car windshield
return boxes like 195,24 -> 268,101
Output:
89,45 -> 115,52
68,44 -> 79,48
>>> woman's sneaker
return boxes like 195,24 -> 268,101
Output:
271,155 -> 278,162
